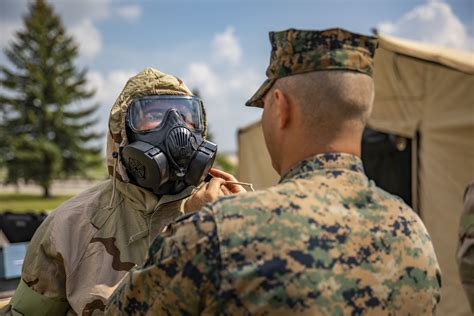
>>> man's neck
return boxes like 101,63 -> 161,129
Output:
278,138 -> 361,176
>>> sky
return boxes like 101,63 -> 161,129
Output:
0,0 -> 473,153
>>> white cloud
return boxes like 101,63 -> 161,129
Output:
183,61 -> 262,152
228,68 -> 262,97
212,26 -> 242,65
378,0 -> 473,51
51,0 -> 110,24
182,26 -> 262,152
70,19 -> 103,58
183,63 -> 220,97
0,0 -> 111,59
81,69 -> 136,151
86,69 -> 137,112
52,0 -> 111,59
116,5 -> 142,22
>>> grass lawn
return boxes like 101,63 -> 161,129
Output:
0,193 -> 73,212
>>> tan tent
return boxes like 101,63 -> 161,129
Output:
237,34 -> 474,315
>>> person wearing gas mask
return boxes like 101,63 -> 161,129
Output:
4,67 -> 239,316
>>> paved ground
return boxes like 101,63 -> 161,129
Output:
0,179 -> 104,196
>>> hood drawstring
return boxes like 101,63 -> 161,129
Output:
107,151 -> 119,210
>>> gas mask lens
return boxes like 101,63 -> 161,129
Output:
128,96 -> 203,133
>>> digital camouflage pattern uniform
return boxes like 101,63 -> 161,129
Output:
457,182 -> 474,311
106,153 -> 441,315
3,68 -> 205,316
105,29 -> 441,315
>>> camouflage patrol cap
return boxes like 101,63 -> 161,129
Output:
246,28 -> 378,107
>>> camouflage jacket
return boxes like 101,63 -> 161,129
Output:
106,153 -> 441,315
457,182 -> 474,312
4,180 -> 191,316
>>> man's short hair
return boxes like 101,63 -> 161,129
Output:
273,70 -> 374,140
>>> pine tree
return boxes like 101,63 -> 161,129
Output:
0,0 -> 102,197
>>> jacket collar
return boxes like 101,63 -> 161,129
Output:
117,181 -> 193,215
279,152 -> 364,183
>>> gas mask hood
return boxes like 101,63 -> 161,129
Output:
121,96 -> 216,196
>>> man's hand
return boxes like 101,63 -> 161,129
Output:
209,168 -> 247,194
183,168 -> 247,213
183,177 -> 226,213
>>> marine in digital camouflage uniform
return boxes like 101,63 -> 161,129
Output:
457,182 -> 474,312
105,28 -> 441,315
2,68 -> 208,316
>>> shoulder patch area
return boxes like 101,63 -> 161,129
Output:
210,189 -> 275,210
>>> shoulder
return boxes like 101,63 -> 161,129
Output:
204,189 -> 273,219
369,182 -> 415,213
30,180 -> 118,260
165,207 -> 218,238
147,207 -> 220,265
47,179 -> 127,232
32,180 -> 112,233
51,180 -> 115,219
209,184 -> 295,211
200,185 -> 300,233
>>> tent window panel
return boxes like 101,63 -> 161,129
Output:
361,128 -> 413,208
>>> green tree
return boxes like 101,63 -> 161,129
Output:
0,0 -> 101,197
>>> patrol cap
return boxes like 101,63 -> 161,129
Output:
246,28 -> 378,107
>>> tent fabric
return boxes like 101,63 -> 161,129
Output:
377,34 -> 474,75
371,35 -> 474,316
237,121 -> 279,190
237,35 -> 474,315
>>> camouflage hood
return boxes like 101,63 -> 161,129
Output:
106,67 -> 207,181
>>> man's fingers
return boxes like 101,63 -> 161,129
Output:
209,168 -> 248,193
223,183 -> 246,194
195,183 -> 208,196
206,178 -> 225,197
183,179 -> 226,213
209,168 -> 237,182
220,184 -> 232,195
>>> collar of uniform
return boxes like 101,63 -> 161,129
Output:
116,181 -> 194,215
115,181 -> 160,215
279,152 -> 364,183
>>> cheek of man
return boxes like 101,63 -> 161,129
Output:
261,93 -> 280,174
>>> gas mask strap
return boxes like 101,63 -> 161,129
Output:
107,152 -> 119,209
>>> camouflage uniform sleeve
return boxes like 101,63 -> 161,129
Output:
8,214 -> 70,315
105,207 -> 221,315
457,182 -> 474,311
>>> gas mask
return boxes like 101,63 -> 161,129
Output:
121,95 -> 217,195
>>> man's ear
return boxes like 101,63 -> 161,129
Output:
273,88 -> 290,129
